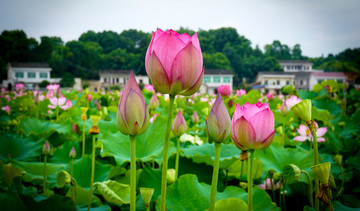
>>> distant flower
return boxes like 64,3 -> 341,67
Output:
86,94 -> 92,101
236,89 -> 247,97
259,178 -> 280,190
42,140 -> 50,155
172,110 -> 187,137
150,113 -> 159,123
46,84 -> 60,91
15,83 -> 24,92
192,110 -> 199,124
285,95 -> 302,110
144,84 -> 155,93
48,97 -> 71,110
149,93 -> 159,110
69,147 -> 76,159
266,92 -> 274,100
1,105 -> 10,114
218,85 -> 231,97
293,121 -> 327,142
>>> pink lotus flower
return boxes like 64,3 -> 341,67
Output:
15,83 -> 24,92
259,178 -> 280,190
206,94 -> 231,143
145,29 -> 204,96
1,105 -> 10,114
218,85 -> 231,97
172,110 -> 187,137
69,147 -> 76,159
117,72 -> 149,136
48,97 -> 72,110
144,84 -> 155,93
86,94 -> 92,101
266,92 -> 274,100
149,93 -> 159,110
285,95 -> 302,110
236,89 -> 247,97
231,102 -> 275,150
46,84 -> 60,91
42,140 -> 50,155
294,121 -> 327,142
192,110 -> 199,124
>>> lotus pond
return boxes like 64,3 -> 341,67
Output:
0,81 -> 360,211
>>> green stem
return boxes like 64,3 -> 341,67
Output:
302,170 -> 314,208
311,129 -> 320,211
282,123 -> 286,148
248,150 -> 254,211
282,180 -> 286,211
240,160 -> 244,182
175,137 -> 180,180
82,120 -> 86,155
130,135 -> 137,211
270,177 -> 276,203
338,165 -> 344,195
43,155 -> 47,196
160,95 -> 175,211
70,158 -> 75,201
56,107 -> 59,122
209,143 -> 222,211
88,135 -> 96,211
279,182 -> 282,210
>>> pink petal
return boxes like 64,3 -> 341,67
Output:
297,125 -> 309,136
58,97 -> 66,106
316,127 -> 327,137
178,33 -> 191,44
293,136 -> 309,142
119,72 -> 143,119
231,104 -> 245,135
317,137 -> 326,142
48,105 -> 56,109
146,52 -> 171,94
249,108 -> 275,143
49,97 -> 58,106
257,130 -> 276,149
145,32 -> 156,71
241,102 -> 268,120
180,67 -> 204,96
233,116 -> 256,149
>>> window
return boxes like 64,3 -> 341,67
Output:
337,79 -> 343,83
40,73 -> 48,78
140,79 -> 143,84
213,76 -> 220,83
276,80 -> 280,85
264,80 -> 268,85
286,80 -> 290,85
317,80 -> 322,84
104,78 -> 107,83
223,77 -> 230,83
116,78 -> 119,83
300,80 -> 303,85
15,72 -> 24,78
28,72 -> 36,78
204,76 -> 211,83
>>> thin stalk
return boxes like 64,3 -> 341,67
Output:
302,170 -> 314,208
70,158 -> 75,202
56,107 -> 59,122
175,137 -> 181,180
130,135 -> 137,211
279,182 -> 282,210
282,123 -> 286,148
160,95 -> 175,211
282,180 -> 286,211
328,188 -> 333,211
240,161 -> 244,182
338,165 -> 344,195
209,142 -> 222,211
248,150 -> 254,211
146,204 -> 150,211
312,129 -> 320,211
43,155 -> 47,196
270,177 -> 276,203
82,120 -> 86,155
88,135 -> 96,211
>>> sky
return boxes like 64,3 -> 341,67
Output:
1,0 -> 360,58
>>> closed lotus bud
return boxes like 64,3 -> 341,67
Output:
80,107 -> 88,120
282,164 -> 301,184
172,110 -> 187,137
167,169 -> 176,184
145,29 -> 204,96
140,187 -> 155,206
42,140 -> 50,155
192,110 -> 199,124
149,93 -> 159,110
56,170 -> 71,188
279,100 -> 288,116
69,147 -> 76,159
117,72 -> 149,136
333,154 -> 342,168
311,162 -> 331,184
89,115 -> 101,134
218,85 -> 231,97
291,99 -> 312,122
206,94 -> 231,143
231,102 -> 275,150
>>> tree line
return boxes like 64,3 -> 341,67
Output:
1,27 -> 359,86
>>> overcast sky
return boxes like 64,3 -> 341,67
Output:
1,0 -> 359,57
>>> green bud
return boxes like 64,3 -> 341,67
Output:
167,169 -> 176,184
291,99 -> 312,122
333,154 -> 342,168
311,162 -> 331,184
282,164 -> 301,184
56,170 -> 71,188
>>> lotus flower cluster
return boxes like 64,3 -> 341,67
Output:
145,29 -> 204,96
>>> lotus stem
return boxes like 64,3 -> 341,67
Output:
88,135 -> 96,211
82,119 -> 86,155
130,135 -> 137,211
160,95 -> 175,211
282,180 -> 286,211
175,137 -> 181,180
282,123 -> 286,148
209,142 -> 222,211
43,155 -> 47,196
302,170 -> 314,208
270,177 -> 276,203
248,149 -> 254,211
311,128 -> 320,211
240,160 -> 244,182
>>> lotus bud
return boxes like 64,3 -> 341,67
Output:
239,182 -> 248,190
56,170 -> 71,188
116,72 -> 149,136
279,100 -> 289,116
291,99 -> 312,122
311,162 -> 332,205
333,154 -> 342,168
167,169 -> 176,184
268,169 -> 282,184
72,123 -> 80,134
172,110 -> 187,137
192,110 -> 199,124
89,115 -> 101,134
218,85 -> 231,97
282,164 -> 301,184
140,187 -> 154,207
42,140 -> 50,155
206,93 -> 231,143
80,107 -> 88,120
69,147 -> 76,159
149,93 -> 159,111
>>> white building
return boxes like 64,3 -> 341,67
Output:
279,60 -> 314,72
2,63 -> 60,90
254,72 -> 295,94
99,70 -> 149,91
309,72 -> 348,89
200,69 -> 234,94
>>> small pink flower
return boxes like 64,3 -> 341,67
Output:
259,178 -> 280,190
144,84 -> 156,93
285,95 -> 302,110
46,84 -> 60,91
236,89 -> 247,97
86,94 -> 92,101
62,100 -> 73,110
293,121 -> 327,142
218,85 -> 231,97
48,97 -> 67,109
15,83 -> 24,92
266,92 -> 274,100
1,105 -> 10,114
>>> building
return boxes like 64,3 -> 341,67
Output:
279,60 -> 313,72
254,72 -> 295,94
309,72 -> 348,89
200,69 -> 234,94
99,70 -> 149,90
2,62 -> 60,90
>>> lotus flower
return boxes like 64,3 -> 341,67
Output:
266,92 -> 274,100
15,83 -> 24,92
259,178 -> 280,190
117,72 -> 149,136
86,94 -> 92,101
1,105 -> 10,114
236,89 -> 247,97
192,110 -> 199,124
42,140 -> 50,155
145,29 -> 204,96
48,97 -> 72,110
69,147 -> 76,159
172,110 -> 187,137
232,102 -> 275,150
149,93 -> 159,110
294,121 -> 327,142
144,84 -> 155,93
218,85 -> 231,97
46,84 -> 60,91
206,94 -> 231,143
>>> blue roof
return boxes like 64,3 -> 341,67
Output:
252,85 -> 266,89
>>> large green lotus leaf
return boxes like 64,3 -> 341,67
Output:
0,134 -> 42,161
100,116 -> 176,166
71,155 -> 111,188
226,158 -> 264,179
182,143 -> 240,169
0,191 -> 27,210
37,194 -> 77,211
160,174 -> 278,211
214,198 -> 248,211
332,200 -> 360,211
255,144 -> 315,182
66,183 -> 101,206
77,205 -> 111,211
137,167 -> 162,200
93,180 -> 130,204
11,160 -> 66,185
51,141 -> 81,164
47,131 -> 78,148
98,113 -> 118,134
312,99 -> 341,116
19,118 -> 72,135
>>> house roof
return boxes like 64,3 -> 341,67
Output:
278,60 -> 312,64
312,72 -> 346,77
99,70 -> 134,75
10,62 -> 50,68
257,71 -> 294,76
205,69 -> 233,75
